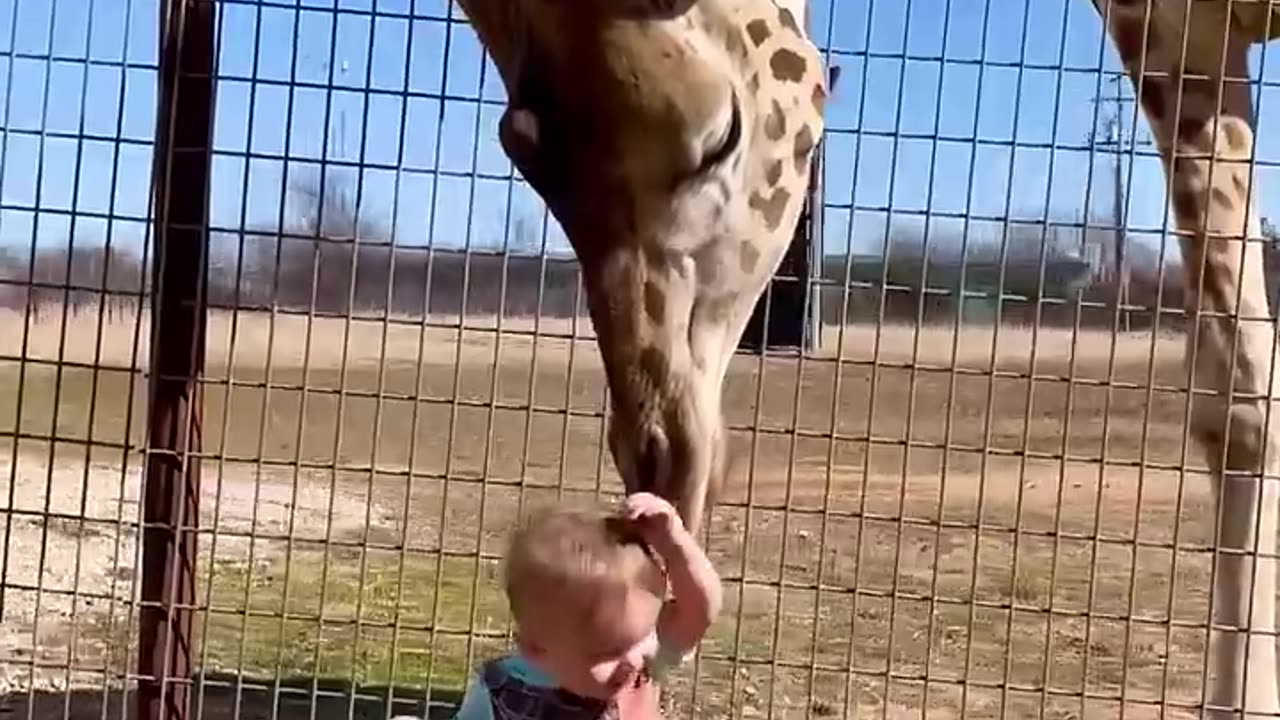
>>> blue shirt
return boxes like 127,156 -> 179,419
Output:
452,656 -> 552,720
451,647 -> 689,720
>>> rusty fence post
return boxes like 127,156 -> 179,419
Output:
138,2 -> 215,720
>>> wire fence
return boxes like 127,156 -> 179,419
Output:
2,0 -> 1275,719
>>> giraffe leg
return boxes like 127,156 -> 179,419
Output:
1096,2 -> 1280,716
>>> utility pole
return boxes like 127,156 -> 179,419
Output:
1086,74 -> 1147,332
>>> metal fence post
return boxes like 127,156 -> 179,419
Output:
138,2 -> 215,720
803,112 -> 826,356
804,64 -> 842,355
739,34 -> 834,356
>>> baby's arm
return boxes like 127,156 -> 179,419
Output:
653,517 -> 722,657
619,493 -> 723,663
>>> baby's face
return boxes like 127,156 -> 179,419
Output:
520,582 -> 664,700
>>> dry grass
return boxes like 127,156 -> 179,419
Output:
0,305 -> 1241,719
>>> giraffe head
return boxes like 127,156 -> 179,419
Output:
466,0 -> 827,533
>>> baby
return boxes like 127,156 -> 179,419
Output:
452,492 -> 722,720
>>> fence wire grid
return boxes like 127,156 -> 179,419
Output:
3,0 -> 1279,719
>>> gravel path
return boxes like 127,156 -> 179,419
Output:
0,452 -> 377,696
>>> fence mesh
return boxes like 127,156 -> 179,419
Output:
2,0 -> 1275,718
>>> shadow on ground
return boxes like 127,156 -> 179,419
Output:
0,674 -> 464,720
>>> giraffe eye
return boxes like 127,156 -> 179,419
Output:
699,93 -> 741,172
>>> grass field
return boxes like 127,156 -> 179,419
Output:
0,305 -> 1244,719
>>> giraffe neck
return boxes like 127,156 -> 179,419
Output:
1096,1 -> 1280,716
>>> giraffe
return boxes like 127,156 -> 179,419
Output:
1089,2 -> 1280,717
455,0 -> 828,530
451,0 -> 1280,716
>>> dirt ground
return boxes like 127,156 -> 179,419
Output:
0,307 -> 1256,719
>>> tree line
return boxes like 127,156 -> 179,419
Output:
0,230 -> 1219,331
3,175 -> 1278,333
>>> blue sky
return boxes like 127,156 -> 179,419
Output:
6,0 -> 1280,268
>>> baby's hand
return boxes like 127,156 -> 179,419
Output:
619,492 -> 684,549
618,491 -> 721,662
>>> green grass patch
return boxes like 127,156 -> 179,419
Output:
195,545 -> 510,693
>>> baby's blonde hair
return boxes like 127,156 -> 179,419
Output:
503,505 -> 666,627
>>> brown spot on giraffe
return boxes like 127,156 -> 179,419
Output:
700,293 -> 736,322
747,73 -> 760,94
1176,114 -> 1209,145
739,241 -> 760,274
695,254 -> 720,285
746,19 -> 770,47
793,125 -> 816,175
1172,187 -> 1204,223
1211,186 -> 1236,210
1233,172 -> 1249,197
764,99 -> 787,140
1170,158 -> 1216,205
1137,78 -> 1167,122
812,82 -> 827,113
777,7 -> 802,36
764,159 -> 783,186
644,280 -> 666,321
749,187 -> 792,231
769,48 -> 807,83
